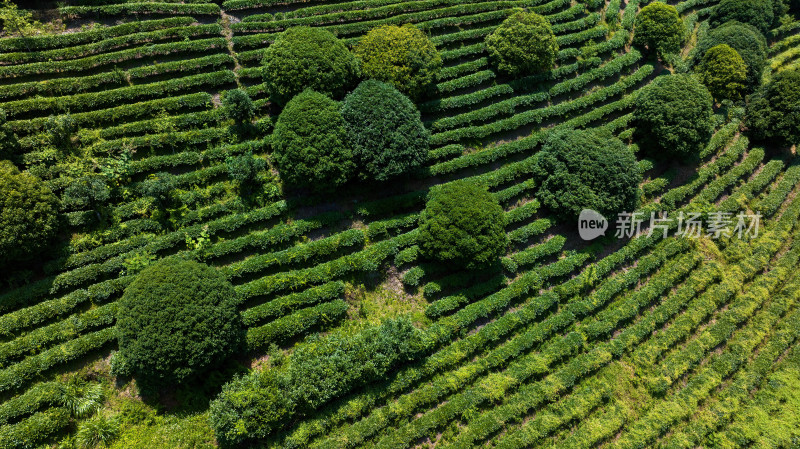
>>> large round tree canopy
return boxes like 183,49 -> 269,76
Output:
695,21 -> 768,87
747,68 -> 800,148
634,74 -> 715,159
353,24 -> 442,99
484,9 -> 558,76
116,258 -> 243,386
697,44 -> 748,101
633,2 -> 686,57
273,89 -> 355,191
418,180 -> 508,270
262,26 -> 359,106
532,128 -> 641,221
0,160 -> 59,263
709,0 -> 774,34
341,80 -> 429,182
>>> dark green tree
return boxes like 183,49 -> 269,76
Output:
634,74 -> 715,159
115,258 -> 243,386
226,151 -> 266,185
272,89 -> 355,191
697,44 -> 748,101
222,89 -> 255,125
633,2 -> 686,57
484,9 -> 559,76
694,21 -> 768,87
44,113 -> 76,153
0,109 -> 18,161
340,80 -> 429,182
747,69 -> 800,148
262,26 -> 359,106
532,128 -> 641,221
353,24 -> 442,99
0,160 -> 60,262
62,176 -> 110,213
418,180 -> 508,270
709,0 -> 774,33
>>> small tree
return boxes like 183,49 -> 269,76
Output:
0,108 -> 18,161
0,0 -> 41,39
484,9 -> 559,76
633,2 -> 686,57
697,44 -> 748,101
418,180 -> 508,270
709,0 -> 774,33
62,176 -> 110,214
634,74 -> 715,159
694,21 -> 768,87
44,113 -> 76,153
115,258 -> 243,386
532,128 -> 641,221
353,24 -> 442,99
341,80 -> 429,182
272,89 -> 355,191
747,69 -> 800,148
0,160 -> 60,262
222,89 -> 255,125
262,26 -> 359,106
226,151 -> 266,185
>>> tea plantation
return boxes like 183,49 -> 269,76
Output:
1,0 -> 799,447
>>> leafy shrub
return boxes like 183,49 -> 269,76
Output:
341,80 -> 429,181
709,0 -> 774,33
694,21 -> 768,87
262,26 -> 359,106
696,44 -> 748,101
418,180 -> 508,270
115,258 -> 243,386
209,319 -> 426,446
634,74 -> 715,159
532,128 -> 641,221
62,176 -> 110,212
353,24 -> 442,99
484,9 -> 558,76
0,160 -> 59,263
747,69 -> 800,148
633,2 -> 685,57
139,172 -> 176,206
44,113 -> 76,152
225,151 -> 266,184
0,109 -> 18,161
272,89 -> 355,191
221,88 -> 255,124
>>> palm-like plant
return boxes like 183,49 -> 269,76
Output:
59,380 -> 104,419
75,415 -> 119,449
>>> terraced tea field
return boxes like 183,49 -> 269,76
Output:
1,0 -> 799,447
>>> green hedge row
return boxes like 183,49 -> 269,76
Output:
0,17 -> 194,52
0,37 -> 226,80
0,408 -> 71,449
0,328 -> 116,394
59,2 -> 220,16
0,24 -> 221,65
241,281 -> 345,327
754,164 -> 800,217
2,70 -> 234,119
0,382 -> 62,426
508,218 -> 553,245
245,300 -> 349,350
502,235 -> 565,273
693,147 -> 764,204
9,92 -> 213,135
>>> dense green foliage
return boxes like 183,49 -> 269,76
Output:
353,24 -> 442,99
709,0 -> 774,33
418,180 -> 508,270
262,26 -> 359,106
0,160 -> 59,263
697,44 -> 748,101
340,80 -> 429,181
747,69 -> 800,147
225,151 -> 266,185
633,2 -> 685,57
272,89 -> 355,191
695,21 -> 768,87
484,10 -> 558,76
209,319 -> 427,446
532,128 -> 641,220
62,176 -> 110,213
634,74 -> 715,158
0,109 -> 17,161
115,259 -> 243,386
221,89 -> 254,124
